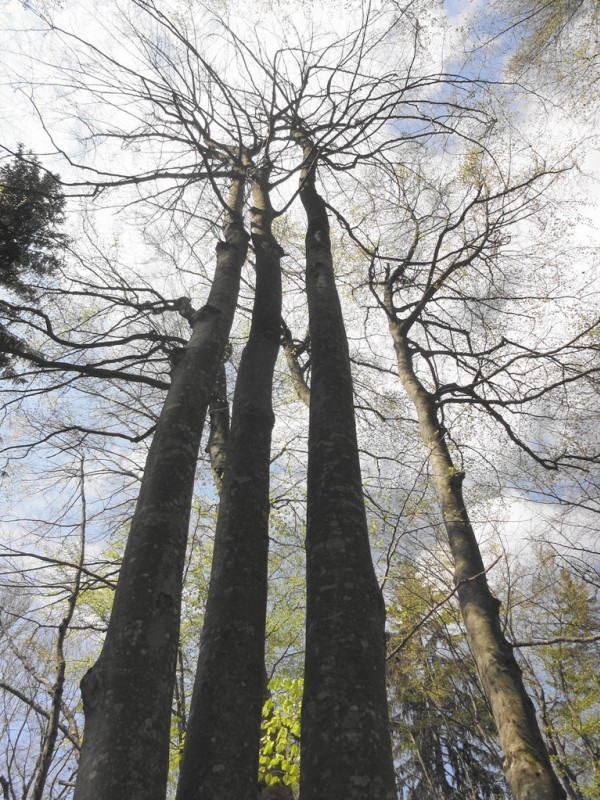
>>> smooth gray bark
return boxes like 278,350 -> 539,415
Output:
176,169 -> 282,800
74,179 -> 248,800
296,140 -> 396,800
389,316 -> 566,800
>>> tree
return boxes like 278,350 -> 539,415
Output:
295,133 -> 396,799
0,1 -> 598,799
387,558 -> 507,799
363,151 -> 583,798
0,146 -> 65,300
13,4 -> 480,798
507,547 -> 600,799
74,176 -> 249,800
176,164 -> 283,800
0,453 -> 95,800
0,146 -> 66,379
502,0 -> 599,75
465,0 -> 600,110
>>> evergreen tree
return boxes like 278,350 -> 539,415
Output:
0,145 -> 66,299
387,560 -> 507,800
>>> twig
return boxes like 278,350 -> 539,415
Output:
387,556 -> 502,659
511,633 -> 600,648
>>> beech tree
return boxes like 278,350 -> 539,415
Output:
0,1 -> 599,799
11,5 -> 481,798
176,164 -> 283,800
374,166 -> 570,799
486,0 -> 600,79
294,133 -> 396,799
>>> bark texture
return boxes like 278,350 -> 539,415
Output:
389,318 -> 566,800
74,179 -> 248,800
297,143 -> 396,800
206,360 -> 230,492
176,169 -> 282,800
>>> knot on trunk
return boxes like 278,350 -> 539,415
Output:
80,663 -> 103,715
190,304 -> 222,325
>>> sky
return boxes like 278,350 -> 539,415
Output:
1,0 -> 599,595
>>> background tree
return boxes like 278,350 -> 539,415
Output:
507,548 -> 600,799
0,146 -> 65,300
0,146 -> 66,380
387,557 -> 508,799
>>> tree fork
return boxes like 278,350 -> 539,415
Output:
295,136 -> 396,800
74,176 -> 248,800
389,318 -> 566,800
176,164 -> 282,800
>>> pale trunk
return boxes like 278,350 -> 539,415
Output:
390,318 -> 566,800
31,462 -> 85,800
74,180 -> 248,800
281,337 -> 310,407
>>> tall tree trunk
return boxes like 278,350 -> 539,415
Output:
388,317 -> 566,800
296,139 -> 396,800
74,178 -> 248,800
176,168 -> 282,800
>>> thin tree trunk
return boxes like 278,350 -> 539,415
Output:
524,661 -> 583,800
389,317 -> 566,800
176,167 -> 282,800
74,177 -> 248,800
281,323 -> 311,407
296,139 -> 396,800
31,459 -> 86,800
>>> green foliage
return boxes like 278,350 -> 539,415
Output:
507,0 -> 600,84
0,145 -> 66,299
514,551 -> 600,797
74,532 -> 125,627
258,677 -> 302,791
169,720 -> 185,773
178,516 -> 215,647
387,559 -> 507,799
458,147 -> 485,188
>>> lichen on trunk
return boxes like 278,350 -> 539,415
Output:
295,136 -> 396,800
74,177 -> 249,800
176,165 -> 283,800
389,316 -> 566,800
